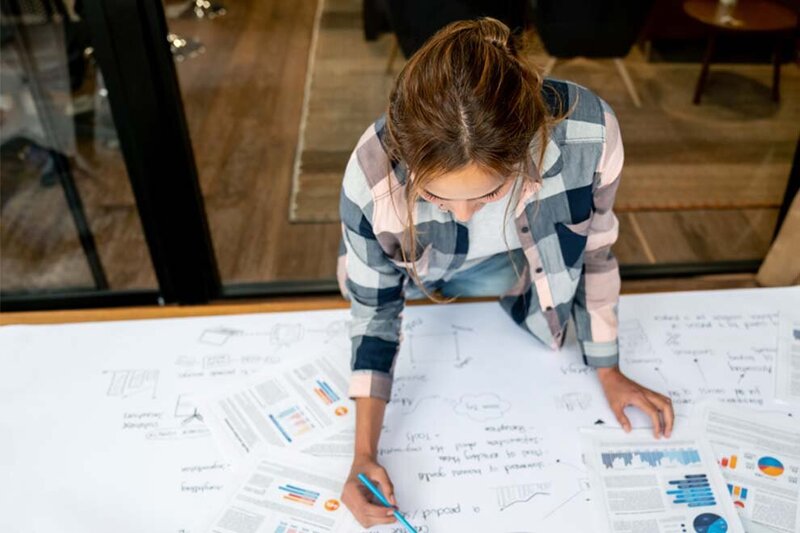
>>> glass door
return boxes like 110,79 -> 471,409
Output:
1,0 -> 159,301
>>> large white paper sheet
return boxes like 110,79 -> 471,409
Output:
206,449 -> 354,533
0,310 -> 352,533
1,286 -> 798,532
694,404 -> 800,533
202,351 -> 355,461
580,427 -> 744,533
775,312 -> 800,406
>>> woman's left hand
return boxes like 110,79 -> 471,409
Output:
596,366 -> 674,439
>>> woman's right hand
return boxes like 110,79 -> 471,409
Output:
341,454 -> 398,528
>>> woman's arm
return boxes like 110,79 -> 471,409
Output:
338,131 -> 406,526
576,100 -> 674,438
354,397 -> 389,458
341,398 -> 398,527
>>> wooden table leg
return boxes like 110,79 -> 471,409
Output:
693,31 -> 717,105
772,36 -> 782,102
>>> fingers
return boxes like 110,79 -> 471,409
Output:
629,393 -> 663,439
646,391 -> 674,438
611,402 -> 632,432
367,466 -> 397,507
342,480 -> 397,527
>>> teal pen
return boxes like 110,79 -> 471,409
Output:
357,473 -> 418,533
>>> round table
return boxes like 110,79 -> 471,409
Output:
682,0 -> 797,103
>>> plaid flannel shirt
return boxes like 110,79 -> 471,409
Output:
337,79 -> 623,401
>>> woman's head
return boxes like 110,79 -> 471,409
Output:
385,17 -> 554,223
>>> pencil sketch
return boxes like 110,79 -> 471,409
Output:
454,393 -> 510,422
554,392 -> 592,412
398,392 -> 510,422
495,482 -> 552,511
197,323 -> 306,347
144,393 -> 209,441
198,327 -> 241,346
541,478 -> 591,521
104,369 -> 159,399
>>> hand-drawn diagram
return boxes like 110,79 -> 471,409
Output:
495,482 -> 552,511
174,393 -> 204,425
198,327 -> 240,346
104,369 -> 159,399
145,393 -> 210,441
554,392 -> 592,412
541,478 -> 592,521
400,393 -> 510,422
454,393 -> 510,421
198,321 -> 349,348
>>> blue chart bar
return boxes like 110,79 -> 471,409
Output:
601,448 -> 702,469
667,474 -> 716,508
316,380 -> 340,402
269,414 -> 292,443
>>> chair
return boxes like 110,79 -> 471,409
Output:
529,0 -> 655,107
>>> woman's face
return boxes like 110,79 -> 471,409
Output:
418,163 -> 515,222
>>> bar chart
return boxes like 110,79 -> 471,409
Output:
666,474 -> 716,508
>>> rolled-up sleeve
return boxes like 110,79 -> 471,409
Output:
338,151 -> 406,401
573,99 -> 622,368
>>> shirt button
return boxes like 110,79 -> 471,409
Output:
521,226 -> 530,233
535,267 -> 543,274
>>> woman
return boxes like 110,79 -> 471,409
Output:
336,18 -> 674,527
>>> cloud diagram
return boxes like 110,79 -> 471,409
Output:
454,393 -> 511,421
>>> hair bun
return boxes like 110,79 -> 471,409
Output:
477,17 -> 514,55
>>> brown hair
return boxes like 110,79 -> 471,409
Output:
385,17 -> 562,301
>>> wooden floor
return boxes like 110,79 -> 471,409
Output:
0,0 -> 793,293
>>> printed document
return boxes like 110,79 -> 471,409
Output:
775,313 -> 800,405
695,404 -> 800,533
581,427 -> 744,533
204,351 -> 355,460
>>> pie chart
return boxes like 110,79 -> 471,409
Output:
758,456 -> 784,477
694,513 -> 728,533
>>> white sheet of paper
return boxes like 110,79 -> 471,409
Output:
205,449 -> 355,533
617,289 -> 799,417
202,350 -> 355,461
0,309 -> 352,533
1,286 -> 798,532
580,427 -> 744,533
693,404 -> 800,533
775,312 -> 800,406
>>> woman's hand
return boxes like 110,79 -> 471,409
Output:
597,366 -> 674,438
341,454 -> 398,527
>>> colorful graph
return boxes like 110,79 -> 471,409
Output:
666,474 -> 716,508
269,405 -> 314,444
727,484 -> 748,508
757,456 -> 784,477
601,448 -> 702,469
313,380 -> 340,405
279,484 -> 320,506
719,455 -> 738,469
693,513 -> 728,533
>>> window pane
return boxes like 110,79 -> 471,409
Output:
1,3 -> 157,294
